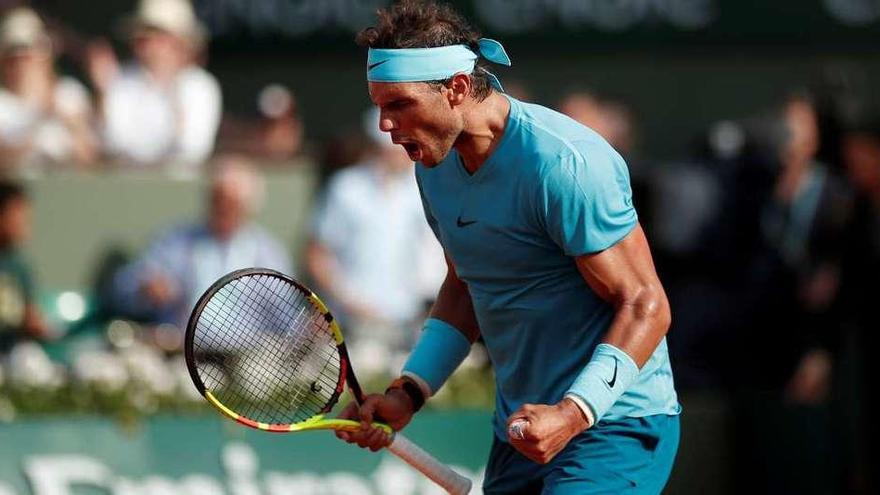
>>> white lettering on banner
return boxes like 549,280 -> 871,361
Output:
475,0 -> 717,33
264,472 -> 324,494
19,443 -> 484,495
23,456 -> 112,495
224,443 -> 260,495
176,475 -> 225,495
324,473 -> 373,495
109,474 -> 226,495
136,476 -> 182,495
824,0 -> 880,25
193,0 -> 387,37
371,457 -> 420,495
109,478 -> 137,495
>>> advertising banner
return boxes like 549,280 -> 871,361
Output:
0,412 -> 492,495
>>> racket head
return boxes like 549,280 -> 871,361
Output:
184,268 -> 376,433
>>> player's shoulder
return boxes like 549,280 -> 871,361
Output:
510,98 -> 614,165
509,100 -> 633,205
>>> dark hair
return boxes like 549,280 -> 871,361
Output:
0,180 -> 27,212
356,0 -> 493,102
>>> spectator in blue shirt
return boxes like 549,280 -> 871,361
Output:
112,156 -> 291,335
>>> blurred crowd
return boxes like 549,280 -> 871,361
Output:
0,0 -> 879,493
0,0 -> 304,174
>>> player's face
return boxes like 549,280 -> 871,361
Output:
369,82 -> 463,167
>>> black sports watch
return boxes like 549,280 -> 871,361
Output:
386,376 -> 426,412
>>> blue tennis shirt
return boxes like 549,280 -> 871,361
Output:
415,96 -> 680,440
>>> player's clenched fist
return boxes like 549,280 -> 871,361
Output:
335,392 -> 415,451
506,399 -> 591,464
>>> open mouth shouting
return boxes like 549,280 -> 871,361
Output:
394,138 -> 422,162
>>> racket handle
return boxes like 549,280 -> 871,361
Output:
388,433 -> 472,495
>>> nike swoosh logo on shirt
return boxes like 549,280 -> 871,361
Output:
456,216 -> 477,228
605,357 -> 618,388
368,59 -> 389,71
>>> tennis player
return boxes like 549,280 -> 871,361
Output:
337,1 -> 681,493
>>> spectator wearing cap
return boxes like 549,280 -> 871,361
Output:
111,156 -> 290,335
0,7 -> 97,171
306,108 -> 446,364
86,0 -> 221,168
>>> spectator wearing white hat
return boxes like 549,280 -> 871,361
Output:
0,7 -> 97,171
86,0 -> 221,169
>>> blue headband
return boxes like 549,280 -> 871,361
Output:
367,38 -> 511,91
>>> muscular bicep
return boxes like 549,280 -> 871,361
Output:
428,256 -> 480,343
575,224 -> 659,303
575,223 -> 670,366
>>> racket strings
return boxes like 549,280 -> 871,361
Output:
191,274 -> 343,425
198,278 -> 336,422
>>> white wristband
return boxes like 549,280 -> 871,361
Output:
564,393 -> 595,428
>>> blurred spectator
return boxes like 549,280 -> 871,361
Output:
0,7 -> 96,171
842,118 -> 880,303
306,108 -> 445,366
317,126 -> 373,184
557,90 -> 636,156
86,0 -> 221,168
216,83 -> 306,163
257,84 -> 304,160
0,180 -> 50,353
111,156 -> 290,340
759,95 -> 853,403
842,117 -> 880,210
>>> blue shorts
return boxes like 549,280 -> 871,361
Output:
483,414 -> 680,495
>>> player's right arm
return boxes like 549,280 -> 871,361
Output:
424,256 -> 481,342
336,256 -> 479,450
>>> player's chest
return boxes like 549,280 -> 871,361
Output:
424,175 -> 559,274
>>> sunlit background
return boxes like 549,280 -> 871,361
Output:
1,0 -> 879,494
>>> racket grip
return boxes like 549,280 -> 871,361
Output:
388,433 -> 472,495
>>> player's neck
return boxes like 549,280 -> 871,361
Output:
454,92 -> 511,174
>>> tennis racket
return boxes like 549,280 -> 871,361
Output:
184,268 -> 472,495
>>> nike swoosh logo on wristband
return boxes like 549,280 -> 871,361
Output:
605,357 -> 618,388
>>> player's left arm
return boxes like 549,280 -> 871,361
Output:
507,223 -> 670,464
574,223 -> 670,366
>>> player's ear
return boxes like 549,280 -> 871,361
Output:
446,73 -> 470,107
